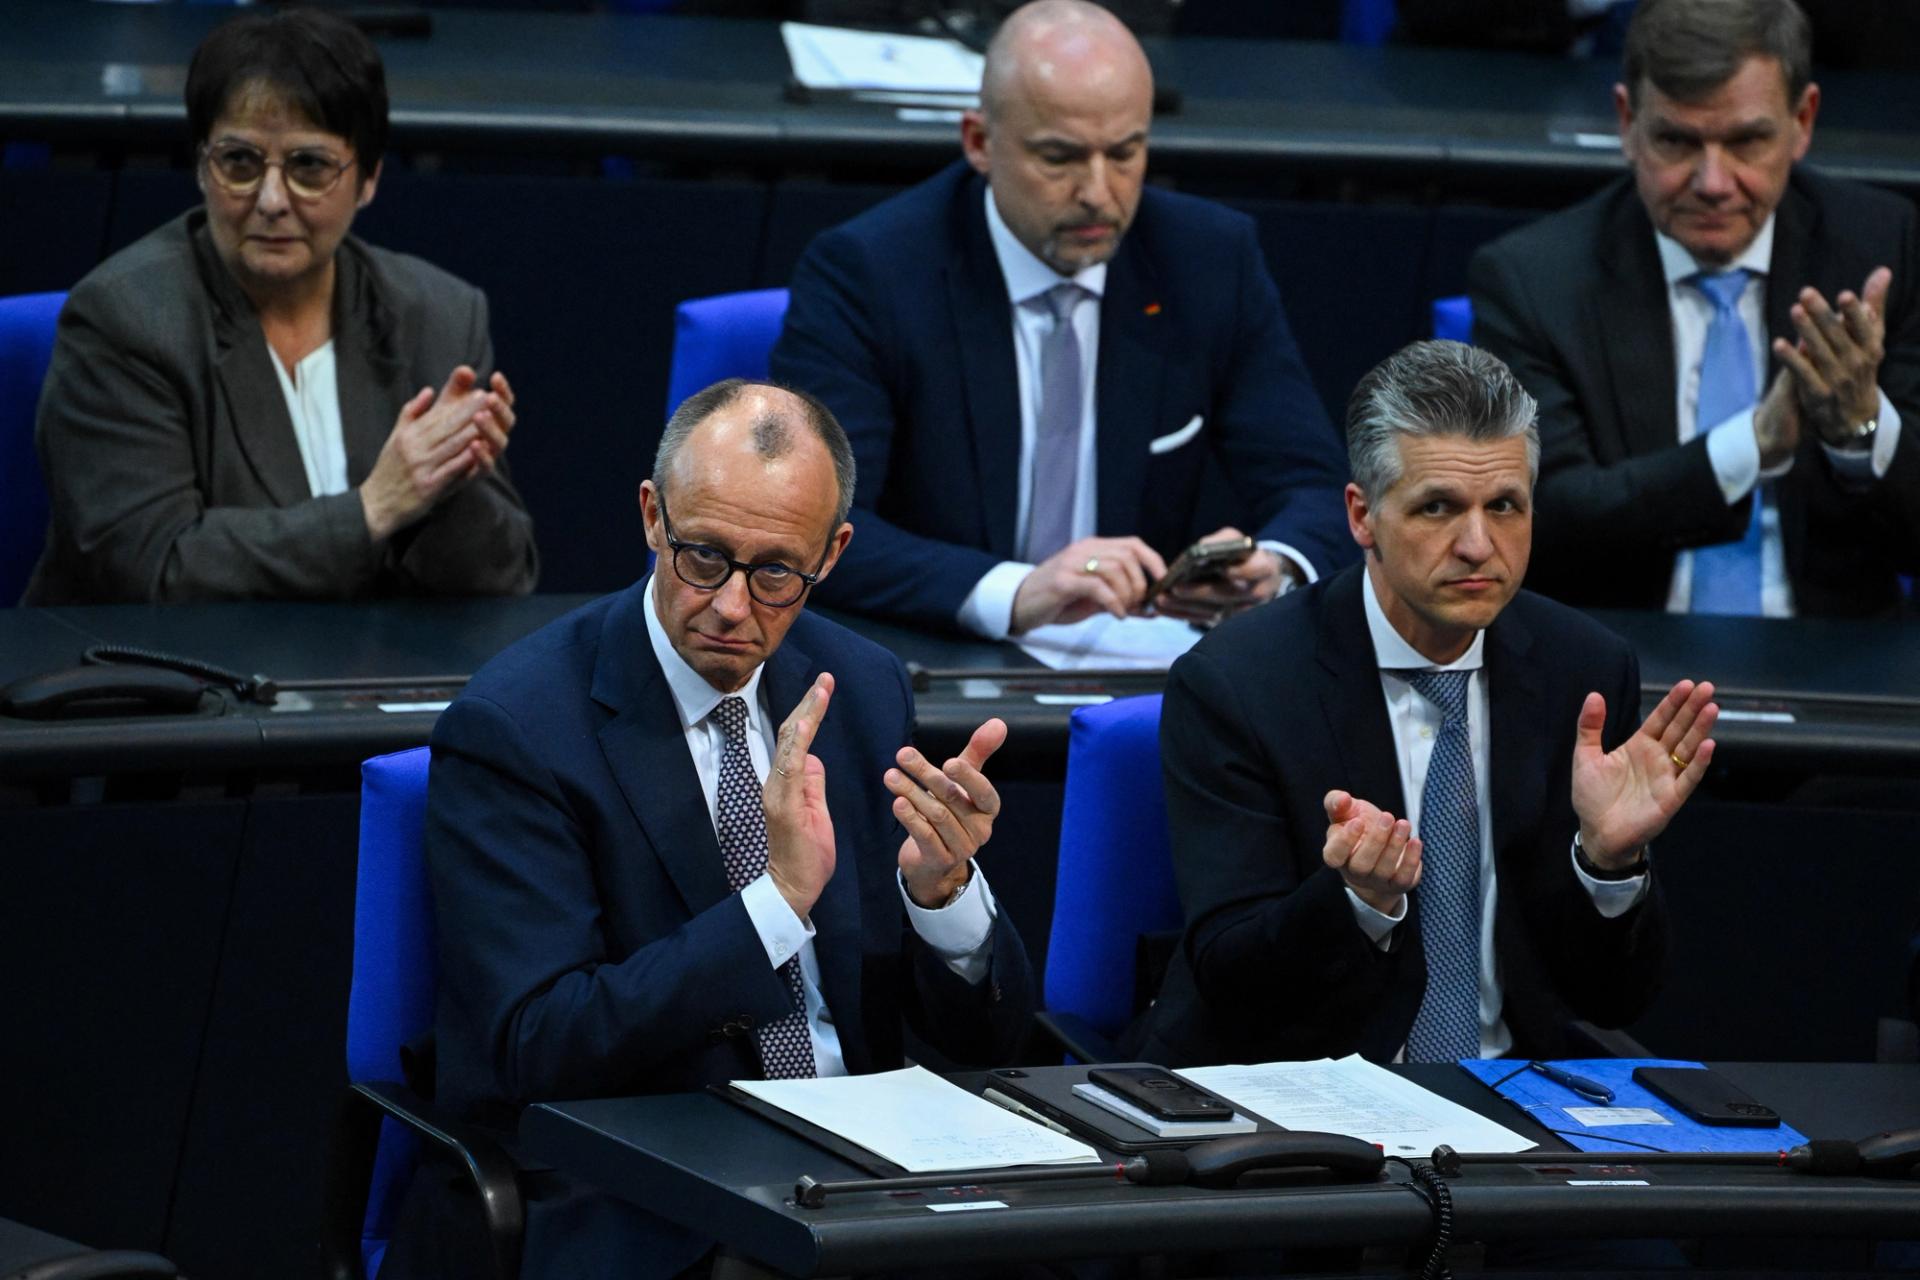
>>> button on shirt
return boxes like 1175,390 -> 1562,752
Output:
957,189 -> 1316,641
267,338 -> 349,498
642,574 -> 999,1075
1655,219 -> 1904,617
1347,572 -> 1649,1058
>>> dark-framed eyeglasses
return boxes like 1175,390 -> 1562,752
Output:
200,141 -> 357,200
658,495 -> 827,608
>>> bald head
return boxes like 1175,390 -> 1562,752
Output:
980,0 -> 1153,121
963,0 -> 1152,274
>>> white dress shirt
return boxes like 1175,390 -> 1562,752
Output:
1654,219 -> 1903,617
643,574 -> 998,1075
956,188 -> 1315,641
1347,571 -> 1648,1058
267,338 -> 349,498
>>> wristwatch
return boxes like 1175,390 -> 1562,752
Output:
1574,833 -> 1648,881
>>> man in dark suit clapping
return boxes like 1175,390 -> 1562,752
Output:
1136,341 -> 1719,1067
771,0 -> 1351,643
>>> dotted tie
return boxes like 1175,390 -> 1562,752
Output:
1403,670 -> 1483,1063
1022,282 -> 1088,564
1687,269 -> 1767,616
711,696 -> 816,1080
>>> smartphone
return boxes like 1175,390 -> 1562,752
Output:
1632,1066 -> 1780,1127
1085,1066 -> 1236,1121
1146,535 -> 1255,604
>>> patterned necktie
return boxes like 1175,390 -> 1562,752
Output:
711,696 -> 816,1079
1688,269 -> 1767,616
1022,282 -> 1088,564
1403,670 -> 1483,1063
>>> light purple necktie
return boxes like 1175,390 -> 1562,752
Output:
712,696 -> 816,1079
1022,282 -> 1088,564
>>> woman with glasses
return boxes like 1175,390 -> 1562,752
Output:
25,8 -> 537,604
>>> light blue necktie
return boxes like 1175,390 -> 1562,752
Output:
1022,282 -> 1088,565
1688,269 -> 1767,616
1404,670 -> 1483,1064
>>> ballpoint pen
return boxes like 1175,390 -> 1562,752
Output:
1531,1060 -> 1615,1105
982,1087 -> 1076,1136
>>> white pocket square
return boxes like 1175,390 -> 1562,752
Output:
1148,414 -> 1203,455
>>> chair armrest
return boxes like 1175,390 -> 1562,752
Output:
1031,1010 -> 1118,1065
321,1080 -> 524,1280
1564,1019 -> 1654,1059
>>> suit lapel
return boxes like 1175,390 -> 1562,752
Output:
331,241 -> 407,487
196,225 -> 312,508
592,582 -> 731,918
1483,607 -> 1546,862
761,626 -> 865,1059
1597,194 -> 1680,461
947,180 -> 1023,557
1315,569 -> 1407,819
1765,182 -> 1816,582
1094,238 -> 1167,537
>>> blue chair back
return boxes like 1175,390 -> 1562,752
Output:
665,287 -> 790,416
1431,294 -> 1474,343
348,746 -> 436,1279
1044,694 -> 1184,1042
0,291 -> 65,604
1341,0 -> 1397,45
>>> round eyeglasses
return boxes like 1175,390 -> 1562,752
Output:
200,141 -> 357,200
658,497 -> 826,608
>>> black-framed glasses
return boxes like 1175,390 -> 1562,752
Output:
658,495 -> 827,608
200,141 -> 357,199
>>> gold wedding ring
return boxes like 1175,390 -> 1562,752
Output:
1669,751 -> 1690,771
1083,556 -> 1101,574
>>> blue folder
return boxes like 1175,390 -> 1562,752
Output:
1459,1058 -> 1808,1154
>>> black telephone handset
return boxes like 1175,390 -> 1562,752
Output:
0,645 -> 277,720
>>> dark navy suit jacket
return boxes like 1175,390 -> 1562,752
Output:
770,161 -> 1353,631
389,579 -> 1034,1280
1134,566 -> 1668,1067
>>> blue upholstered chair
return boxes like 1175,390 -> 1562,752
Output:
664,287 -> 790,415
322,747 -> 522,1280
1431,294 -> 1474,344
1039,695 -> 1184,1063
1341,0 -> 1398,45
0,291 -> 65,604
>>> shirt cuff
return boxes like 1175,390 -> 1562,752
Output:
1706,407 -> 1767,502
742,872 -> 815,968
1569,838 -> 1651,918
1821,387 -> 1902,483
1257,539 -> 1317,592
898,864 -> 998,984
956,561 -> 1035,641
1345,885 -> 1406,951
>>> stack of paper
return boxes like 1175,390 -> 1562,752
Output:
734,1065 -> 1102,1173
1177,1055 -> 1536,1156
780,22 -> 984,109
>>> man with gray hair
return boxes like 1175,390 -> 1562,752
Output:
1472,0 -> 1920,617
1134,340 -> 1718,1067
772,0 -> 1350,651
388,379 -> 1034,1280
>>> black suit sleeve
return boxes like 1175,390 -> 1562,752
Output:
1160,644 -> 1415,1058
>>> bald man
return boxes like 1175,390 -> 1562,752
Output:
385,380 -> 1034,1280
771,0 -> 1352,644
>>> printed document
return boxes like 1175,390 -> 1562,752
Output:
734,1065 -> 1103,1172
1178,1056 -> 1535,1156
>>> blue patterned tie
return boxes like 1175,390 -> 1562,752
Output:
1688,269 -> 1767,616
712,696 -> 816,1079
1022,282 -> 1088,564
1404,670 -> 1483,1063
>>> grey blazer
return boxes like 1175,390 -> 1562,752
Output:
25,211 -> 538,604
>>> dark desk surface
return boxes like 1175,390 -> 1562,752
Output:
522,1062 -> 1920,1277
6,2 -> 1919,190
3,596 -> 1919,779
